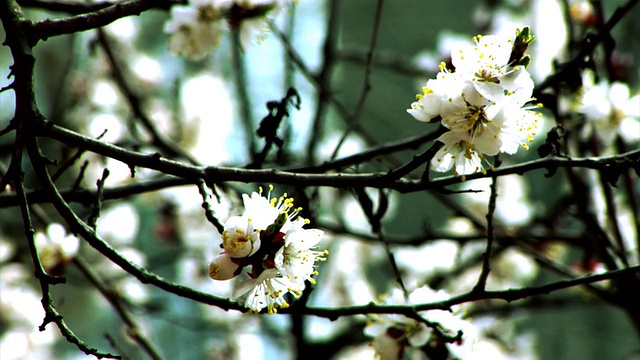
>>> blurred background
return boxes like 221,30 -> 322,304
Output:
1,0 -> 639,359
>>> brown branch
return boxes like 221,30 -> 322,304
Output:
472,174 -> 498,292
283,265 -> 640,319
18,0 -> 178,15
40,122 -> 640,193
29,0 -> 167,45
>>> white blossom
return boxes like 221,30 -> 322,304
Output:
578,70 -> 640,146
208,186 -> 326,314
35,223 -> 80,276
232,268 -> 304,314
275,228 -> 326,284
364,286 -> 469,360
407,29 -> 542,176
431,131 -> 489,177
164,0 -> 289,60
221,215 -> 261,258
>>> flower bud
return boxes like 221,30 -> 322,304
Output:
208,254 -> 240,280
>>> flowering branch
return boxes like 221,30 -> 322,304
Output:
25,135 -> 244,313
3,0 -> 640,356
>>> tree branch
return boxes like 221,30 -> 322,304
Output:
40,122 -> 640,193
30,0 -> 167,45
285,265 -> 640,319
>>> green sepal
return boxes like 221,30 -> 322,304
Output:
509,26 -> 537,67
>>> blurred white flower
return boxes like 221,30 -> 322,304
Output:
164,0 -> 289,60
97,203 -> 139,245
578,70 -> 640,147
164,0 -> 226,60
35,223 -> 79,276
364,286 -> 471,360
224,0 -> 290,49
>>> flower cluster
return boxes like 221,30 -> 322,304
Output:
364,286 -> 475,360
408,27 -> 542,178
164,0 -> 288,60
209,186 -> 327,314
35,223 -> 80,276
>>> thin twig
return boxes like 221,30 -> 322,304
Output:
331,0 -> 385,160
96,29 -> 199,164
534,0 -> 640,95
74,257 -> 165,360
87,168 -> 110,230
472,175 -> 498,293
304,0 -> 338,165
196,179 -> 225,234
289,128 -> 442,174
231,28 -> 257,157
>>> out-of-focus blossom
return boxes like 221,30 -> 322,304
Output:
35,223 -> 79,276
578,70 -> 640,147
164,0 -> 290,60
364,286 -> 472,360
569,0 -> 597,27
164,0 -> 226,60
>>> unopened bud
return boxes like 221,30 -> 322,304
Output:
209,254 -> 240,280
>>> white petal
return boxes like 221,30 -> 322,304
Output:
46,223 -> 66,244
